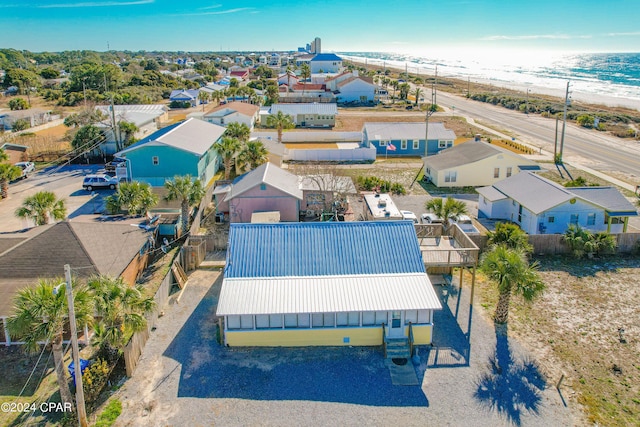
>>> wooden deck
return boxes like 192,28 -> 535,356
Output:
417,227 -> 479,268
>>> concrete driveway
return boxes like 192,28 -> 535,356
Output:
0,164 -> 109,233
114,269 -> 577,427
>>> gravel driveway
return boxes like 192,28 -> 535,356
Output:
114,268 -> 576,427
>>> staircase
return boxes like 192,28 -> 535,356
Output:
384,337 -> 411,359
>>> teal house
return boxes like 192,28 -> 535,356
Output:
116,118 -> 226,187
362,122 -> 455,157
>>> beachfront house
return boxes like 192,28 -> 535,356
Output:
423,140 -> 541,187
216,221 -> 442,347
115,118 -> 225,187
310,53 -> 343,73
477,171 -> 639,234
362,122 -> 455,156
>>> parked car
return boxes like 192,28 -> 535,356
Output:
421,213 -> 444,224
15,161 -> 35,178
104,157 -> 126,172
450,215 -> 478,233
82,174 -> 118,191
400,210 -> 418,223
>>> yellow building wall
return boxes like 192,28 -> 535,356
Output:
225,324 -> 433,347
433,154 -> 539,188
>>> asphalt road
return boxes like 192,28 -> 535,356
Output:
0,164 -> 109,233
435,91 -> 640,177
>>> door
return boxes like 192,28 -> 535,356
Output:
388,311 -> 404,338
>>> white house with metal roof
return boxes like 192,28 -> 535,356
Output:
477,171 -> 638,234
309,53 -> 343,73
362,122 -> 456,157
423,140 -> 541,187
95,104 -> 168,154
216,221 -> 441,347
268,103 -> 338,128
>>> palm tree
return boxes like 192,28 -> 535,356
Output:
87,275 -> 155,360
391,80 -> 399,103
214,137 -> 242,179
15,191 -> 67,226
164,175 -> 205,234
412,87 -> 423,106
212,90 -> 225,106
487,222 -> 532,254
118,120 -> 139,148
480,245 -> 545,324
237,141 -> 268,172
300,63 -> 311,97
7,278 -> 92,407
266,111 -> 295,143
225,122 -> 251,143
105,181 -> 158,216
424,196 -> 468,227
0,163 -> 22,200
265,84 -> 279,106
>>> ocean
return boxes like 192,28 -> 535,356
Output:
338,51 -> 640,107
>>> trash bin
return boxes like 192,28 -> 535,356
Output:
68,359 -> 90,387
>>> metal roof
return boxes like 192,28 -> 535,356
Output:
569,187 -> 638,215
223,162 -> 303,202
363,122 -> 455,141
424,140 -> 536,170
224,221 -> 425,278
270,103 -> 338,116
311,53 -> 343,62
492,172 -> 573,214
118,118 -> 225,157
216,273 -> 441,316
476,185 -> 508,202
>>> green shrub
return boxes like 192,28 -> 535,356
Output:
563,225 -> 617,258
82,359 -> 112,404
12,118 -> 30,131
95,398 -> 122,427
9,97 -> 29,110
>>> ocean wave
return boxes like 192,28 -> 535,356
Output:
339,51 -> 640,102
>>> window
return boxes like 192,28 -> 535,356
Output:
405,310 -> 418,324
379,140 -> 387,147
336,313 -> 348,326
587,213 -> 596,225
445,171 -> 457,183
348,312 -> 359,326
401,140 -> 407,150
517,204 -> 523,223
306,193 -> 325,206
375,311 -> 387,325
413,139 -> 419,149
494,167 -> 500,178
506,167 -> 512,177
152,156 -> 159,165
570,214 -> 579,224
548,216 -> 555,223
260,184 -> 266,191
362,312 -> 375,326
417,310 -> 429,323
438,140 -> 447,148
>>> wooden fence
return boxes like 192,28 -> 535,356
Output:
181,239 -> 206,272
123,264 -> 175,376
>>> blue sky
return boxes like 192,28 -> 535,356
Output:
1,0 -> 639,53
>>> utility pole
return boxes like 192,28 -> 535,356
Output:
467,77 -> 470,98
82,78 -> 87,109
559,81 -> 570,162
525,88 -> 530,114
64,264 -> 88,427
104,73 -> 121,151
434,65 -> 437,107
424,85 -> 436,158
553,117 -> 559,161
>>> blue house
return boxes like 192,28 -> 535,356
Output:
362,122 -> 456,157
170,89 -> 201,107
115,118 -> 226,187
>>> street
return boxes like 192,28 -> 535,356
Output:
0,165 -> 108,233
435,91 -> 640,177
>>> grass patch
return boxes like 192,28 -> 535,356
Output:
94,398 -> 122,427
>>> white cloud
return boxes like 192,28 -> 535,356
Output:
605,31 -> 640,37
173,7 -> 254,16
482,34 -> 592,41
38,0 -> 153,8
198,3 -> 222,10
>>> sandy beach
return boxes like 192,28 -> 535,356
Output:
345,55 -> 640,112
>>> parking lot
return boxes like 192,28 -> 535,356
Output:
0,164 -> 111,233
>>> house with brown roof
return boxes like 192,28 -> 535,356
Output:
0,219 -> 154,344
202,101 -> 260,130
229,69 -> 250,80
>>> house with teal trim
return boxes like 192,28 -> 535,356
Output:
362,122 -> 455,157
216,221 -> 442,348
115,118 -> 225,187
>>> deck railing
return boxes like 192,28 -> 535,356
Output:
408,322 -> 414,357
381,323 -> 387,358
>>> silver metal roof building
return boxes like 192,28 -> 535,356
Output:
362,122 -> 455,141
